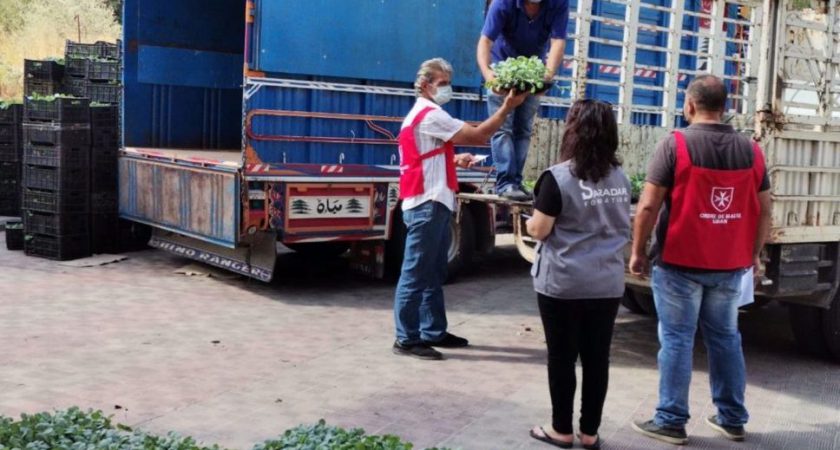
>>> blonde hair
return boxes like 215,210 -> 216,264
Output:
413,58 -> 453,97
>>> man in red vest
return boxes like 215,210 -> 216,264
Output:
393,58 -> 527,360
629,75 -> 772,444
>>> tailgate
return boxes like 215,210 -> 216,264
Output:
119,151 -> 240,248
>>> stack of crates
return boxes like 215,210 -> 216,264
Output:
0,103 -> 23,216
23,59 -> 65,97
64,40 -> 122,105
21,96 -> 92,260
89,105 -> 120,253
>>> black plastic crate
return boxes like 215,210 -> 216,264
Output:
87,83 -> 121,105
0,104 -> 23,125
0,161 -> 20,187
23,165 -> 89,192
92,132 -> 119,149
23,143 -> 90,168
24,79 -> 62,98
22,188 -> 89,214
0,142 -> 21,162
5,219 -> 23,251
91,213 -> 120,253
65,78 -> 87,97
66,40 -> 121,60
0,123 -> 20,145
24,60 -> 65,82
0,191 -> 21,216
90,105 -> 119,128
23,123 -> 90,147
65,57 -> 89,78
97,40 -> 122,60
24,97 -> 91,124
24,232 -> 91,260
91,168 -> 117,193
23,210 -> 89,236
87,60 -> 120,81
91,192 -> 118,213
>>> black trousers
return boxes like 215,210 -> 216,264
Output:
537,294 -> 620,436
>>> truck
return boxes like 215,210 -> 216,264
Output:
118,0 -> 840,359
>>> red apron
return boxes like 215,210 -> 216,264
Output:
397,106 -> 458,200
661,130 -> 765,270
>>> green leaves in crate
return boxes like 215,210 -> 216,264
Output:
485,56 -> 548,94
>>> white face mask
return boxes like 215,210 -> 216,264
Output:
432,85 -> 453,105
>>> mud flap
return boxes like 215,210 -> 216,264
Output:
148,229 -> 276,282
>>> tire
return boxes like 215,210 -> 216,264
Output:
621,289 -> 646,314
821,291 -> 840,362
384,207 -> 475,283
788,304 -> 830,357
287,242 -> 351,259
634,291 -> 658,316
446,208 -> 476,280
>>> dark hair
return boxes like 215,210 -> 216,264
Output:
559,99 -> 620,183
687,74 -> 728,112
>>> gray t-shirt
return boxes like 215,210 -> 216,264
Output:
647,123 -> 770,270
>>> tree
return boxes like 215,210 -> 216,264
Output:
104,0 -> 122,24
291,199 -> 310,215
346,198 -> 364,213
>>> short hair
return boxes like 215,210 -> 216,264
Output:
687,74 -> 728,112
414,58 -> 453,96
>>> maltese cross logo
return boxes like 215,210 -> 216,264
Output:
711,187 -> 734,213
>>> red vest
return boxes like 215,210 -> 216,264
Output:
397,106 -> 458,200
661,130 -> 765,270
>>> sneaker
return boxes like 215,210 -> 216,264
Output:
392,341 -> 443,360
705,415 -> 745,441
423,332 -> 469,348
500,188 -> 531,202
632,419 -> 688,445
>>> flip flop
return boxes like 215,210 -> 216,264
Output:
529,426 -> 573,449
577,433 -> 602,450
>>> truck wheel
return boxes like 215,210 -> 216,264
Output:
447,209 -> 476,281
788,304 -> 829,357
634,291 -> 657,316
821,291 -> 840,361
621,289 -> 646,314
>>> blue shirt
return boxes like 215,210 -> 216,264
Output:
481,0 -> 570,63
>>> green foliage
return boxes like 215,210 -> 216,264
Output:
486,56 -> 547,94
256,419 -> 451,450
630,173 -> 646,200
0,410 -> 452,450
0,407 -> 222,450
0,99 -> 23,109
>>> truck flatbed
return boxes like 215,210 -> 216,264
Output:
457,192 -> 534,208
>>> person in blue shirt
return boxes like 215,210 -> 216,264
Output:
477,0 -> 570,201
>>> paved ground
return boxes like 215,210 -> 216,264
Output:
1,232 -> 838,450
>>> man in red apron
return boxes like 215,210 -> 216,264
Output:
393,58 -> 527,360
629,75 -> 772,444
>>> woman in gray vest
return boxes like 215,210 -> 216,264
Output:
526,99 -> 631,449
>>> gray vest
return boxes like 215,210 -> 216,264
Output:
532,162 -> 632,299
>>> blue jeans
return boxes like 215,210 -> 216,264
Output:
652,265 -> 750,429
394,201 -> 451,345
487,91 -> 541,193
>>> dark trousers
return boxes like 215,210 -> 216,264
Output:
537,294 -> 620,435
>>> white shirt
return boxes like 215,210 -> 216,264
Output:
400,98 -> 465,212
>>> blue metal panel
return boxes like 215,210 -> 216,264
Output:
123,0 -> 244,149
138,46 -> 242,89
253,0 -> 485,88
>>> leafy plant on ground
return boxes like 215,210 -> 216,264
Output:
630,172 -> 646,201
0,409 -> 453,450
486,56 -> 547,94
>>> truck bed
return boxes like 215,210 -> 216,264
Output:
123,147 -> 242,169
